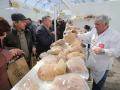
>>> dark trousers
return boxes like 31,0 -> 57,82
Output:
92,70 -> 109,90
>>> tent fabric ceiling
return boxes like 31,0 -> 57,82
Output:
19,0 -> 69,11
18,0 -> 113,13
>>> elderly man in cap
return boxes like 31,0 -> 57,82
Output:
4,13 -> 35,68
77,15 -> 120,90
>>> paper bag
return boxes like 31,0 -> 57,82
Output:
7,57 -> 29,86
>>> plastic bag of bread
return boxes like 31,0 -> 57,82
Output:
71,39 -> 81,47
58,49 -> 70,61
41,55 -> 58,64
37,60 -> 66,81
51,74 -> 90,90
70,40 -> 84,52
54,59 -> 66,75
47,46 -> 63,55
51,39 -> 65,47
58,53 -> 67,61
67,52 -> 85,60
69,46 -> 84,53
67,58 -> 88,74
39,52 -> 49,59
64,32 -> 76,44
67,56 -> 84,61
19,79 -> 39,90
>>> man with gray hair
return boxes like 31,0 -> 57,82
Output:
77,15 -> 120,90
36,16 -> 54,57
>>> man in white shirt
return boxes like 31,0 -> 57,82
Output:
77,15 -> 120,90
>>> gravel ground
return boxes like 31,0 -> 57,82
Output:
102,58 -> 120,90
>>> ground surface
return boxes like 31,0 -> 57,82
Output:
102,58 -> 120,90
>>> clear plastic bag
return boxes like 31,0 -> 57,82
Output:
66,58 -> 89,79
39,52 -> 49,59
51,74 -> 90,90
41,55 -> 59,64
18,78 -> 39,90
47,46 -> 63,55
66,52 -> 85,60
51,39 -> 65,47
37,60 -> 66,81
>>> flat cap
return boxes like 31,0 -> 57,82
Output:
11,13 -> 27,21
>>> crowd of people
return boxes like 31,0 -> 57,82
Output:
0,13 -> 120,90
0,13 -> 67,90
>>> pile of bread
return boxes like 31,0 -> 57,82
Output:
37,29 -> 89,90
64,26 -> 84,36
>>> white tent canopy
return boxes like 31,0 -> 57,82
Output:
0,0 -> 120,31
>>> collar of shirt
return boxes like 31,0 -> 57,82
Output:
96,27 -> 110,38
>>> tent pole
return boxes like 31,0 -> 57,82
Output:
54,5 -> 57,41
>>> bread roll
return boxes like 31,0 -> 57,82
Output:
38,60 -> 66,80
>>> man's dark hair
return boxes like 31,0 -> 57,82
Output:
42,16 -> 51,21
27,18 -> 32,22
84,25 -> 91,31
0,17 -> 11,36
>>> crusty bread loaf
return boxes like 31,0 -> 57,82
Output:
38,60 -> 66,81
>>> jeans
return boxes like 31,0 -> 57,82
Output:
92,70 -> 109,90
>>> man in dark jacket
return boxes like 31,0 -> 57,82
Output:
36,16 -> 54,57
25,18 -> 37,45
4,13 -> 35,68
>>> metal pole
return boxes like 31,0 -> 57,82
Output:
54,5 -> 57,41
